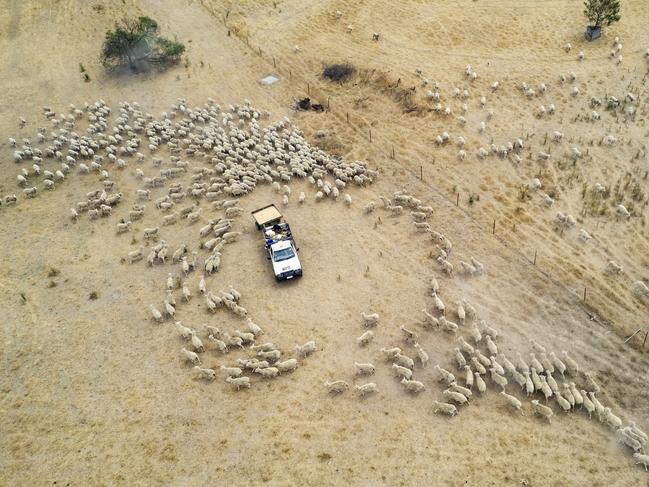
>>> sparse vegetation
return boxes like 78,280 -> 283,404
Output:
89,291 -> 99,300
48,267 -> 60,277
101,16 -> 185,70
322,63 -> 354,82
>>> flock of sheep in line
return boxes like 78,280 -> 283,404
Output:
313,187 -> 648,471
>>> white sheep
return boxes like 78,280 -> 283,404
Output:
245,318 -> 263,336
255,367 -> 279,379
459,366 -> 471,388
325,380 -> 349,394
549,352 -> 566,377
616,204 -> 630,219
149,304 -> 163,322
500,391 -> 522,411
432,292 -> 445,314
449,382 -> 472,398
190,333 -> 205,353
392,363 -> 412,380
457,336 -> 474,355
399,325 -> 418,344
361,312 -> 379,327
356,330 -> 375,346
531,399 -> 554,423
432,401 -> 457,416
363,201 -> 376,214
354,362 -> 376,375
225,376 -> 251,390
295,340 -> 316,357
435,364 -> 455,385
354,382 -> 378,396
220,366 -> 243,378
474,372 -> 486,393
180,347 -> 201,365
276,359 -> 298,373
468,323 -> 482,344
394,353 -> 415,370
485,336 -> 498,357
453,348 -> 466,369
581,390 -> 595,419
176,321 -> 194,340
401,378 -> 425,393
413,343 -> 429,367
143,227 -> 160,240
628,422 -> 648,445
193,366 -> 216,381
381,347 -> 402,360
442,389 -> 468,405
633,453 -> 649,471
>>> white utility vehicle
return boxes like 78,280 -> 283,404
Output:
251,204 -> 303,281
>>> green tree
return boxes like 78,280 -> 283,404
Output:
101,16 -> 185,69
583,0 -> 621,27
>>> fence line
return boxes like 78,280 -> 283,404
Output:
226,29 -> 647,348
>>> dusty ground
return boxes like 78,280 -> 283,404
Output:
1,0 -> 649,485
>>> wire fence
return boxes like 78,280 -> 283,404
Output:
223,19 -> 649,350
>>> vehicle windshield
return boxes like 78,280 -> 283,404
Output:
273,247 -> 295,262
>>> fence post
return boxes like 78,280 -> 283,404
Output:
273,57 -> 276,68
346,112 -> 349,123
420,165 -> 423,180
327,97 -> 330,110
456,193 -> 459,207
307,82 -> 310,95
492,219 -> 496,235
391,145 -> 395,159
533,249 -> 537,266
369,129 -> 372,142
643,331 -> 648,349
583,287 -> 587,302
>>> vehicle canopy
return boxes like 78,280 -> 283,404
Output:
251,204 -> 283,229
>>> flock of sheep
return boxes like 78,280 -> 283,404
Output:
318,188 -> 648,471
4,97 -> 381,391
401,35 -> 649,301
3,30 -> 649,470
